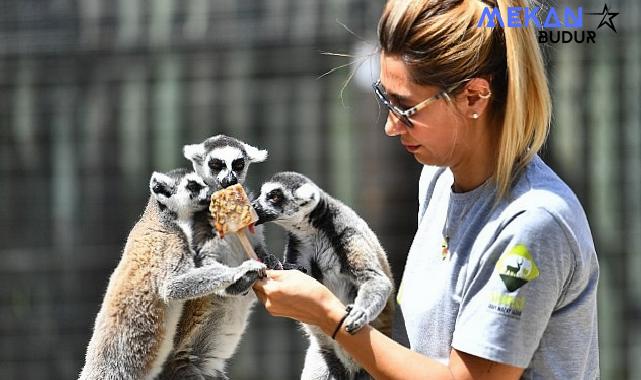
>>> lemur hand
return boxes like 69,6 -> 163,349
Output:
253,270 -> 347,333
261,252 -> 284,270
282,262 -> 308,273
226,261 -> 267,295
343,304 -> 369,334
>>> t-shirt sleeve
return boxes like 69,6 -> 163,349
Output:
451,207 -> 576,368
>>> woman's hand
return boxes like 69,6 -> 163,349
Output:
254,270 -> 522,380
252,270 -> 346,335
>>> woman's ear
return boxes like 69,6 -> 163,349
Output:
463,77 -> 492,119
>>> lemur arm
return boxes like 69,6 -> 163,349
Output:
250,227 -> 305,271
161,260 -> 266,301
280,233 -> 308,272
253,242 -> 283,270
343,237 -> 393,334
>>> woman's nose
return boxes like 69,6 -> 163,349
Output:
384,114 -> 407,136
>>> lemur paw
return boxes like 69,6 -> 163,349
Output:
282,262 -> 307,273
344,305 -> 369,334
226,261 -> 267,296
261,253 -> 284,270
240,260 -> 267,278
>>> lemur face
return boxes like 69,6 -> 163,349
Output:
183,135 -> 268,190
150,168 -> 210,213
253,172 -> 321,227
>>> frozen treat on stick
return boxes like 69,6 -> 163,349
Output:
209,184 -> 259,260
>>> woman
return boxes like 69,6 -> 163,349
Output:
253,0 -> 599,378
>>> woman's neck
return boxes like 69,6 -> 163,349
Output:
450,119 -> 497,193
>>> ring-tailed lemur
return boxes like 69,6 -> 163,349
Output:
79,169 -> 267,380
182,134 -> 282,267
252,171 -> 396,380
159,136 -> 288,380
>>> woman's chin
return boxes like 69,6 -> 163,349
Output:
412,151 -> 439,166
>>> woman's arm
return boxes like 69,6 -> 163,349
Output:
253,270 -> 524,380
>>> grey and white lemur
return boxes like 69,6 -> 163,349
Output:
182,134 -> 282,267
79,168 -> 266,380
160,135 -> 288,379
252,171 -> 396,380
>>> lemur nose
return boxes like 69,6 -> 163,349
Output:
220,174 -> 238,188
251,201 -> 267,226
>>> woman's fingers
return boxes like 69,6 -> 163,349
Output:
253,286 -> 265,303
264,269 -> 286,280
253,275 -> 281,305
252,281 -> 275,314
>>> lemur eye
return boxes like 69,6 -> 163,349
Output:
208,159 -> 224,171
186,180 -> 202,193
231,159 -> 245,172
266,189 -> 283,204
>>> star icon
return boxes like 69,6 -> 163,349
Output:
587,4 -> 619,33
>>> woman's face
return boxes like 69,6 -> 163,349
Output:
379,54 -> 466,166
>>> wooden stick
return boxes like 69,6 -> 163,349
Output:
235,228 -> 259,261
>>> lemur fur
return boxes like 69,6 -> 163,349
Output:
79,169 -> 266,380
159,136 -> 286,380
252,171 -> 395,380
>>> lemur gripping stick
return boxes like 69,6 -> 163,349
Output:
209,184 -> 259,261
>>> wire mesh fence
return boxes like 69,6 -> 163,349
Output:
0,0 -> 638,379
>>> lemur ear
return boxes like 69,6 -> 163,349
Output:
183,143 -> 206,163
243,143 -> 268,163
150,171 -> 174,197
294,183 -> 319,203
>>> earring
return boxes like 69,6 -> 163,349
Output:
479,91 -> 492,99
471,112 -> 479,119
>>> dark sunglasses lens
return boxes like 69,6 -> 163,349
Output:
373,82 -> 412,127
398,113 -> 413,128
387,107 -> 412,128
374,84 -> 387,103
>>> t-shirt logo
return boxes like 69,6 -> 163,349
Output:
496,244 -> 540,292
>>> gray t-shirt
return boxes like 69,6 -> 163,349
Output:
393,156 -> 599,379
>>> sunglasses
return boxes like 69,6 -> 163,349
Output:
372,80 -> 462,128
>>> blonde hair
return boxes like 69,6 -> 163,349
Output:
378,0 -> 551,200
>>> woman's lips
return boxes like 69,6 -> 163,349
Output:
403,144 -> 420,153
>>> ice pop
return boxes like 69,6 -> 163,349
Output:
209,184 -> 259,260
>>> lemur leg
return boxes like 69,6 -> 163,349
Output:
162,260 -> 266,301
